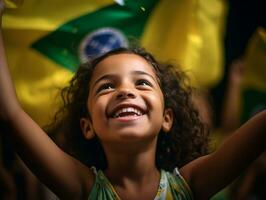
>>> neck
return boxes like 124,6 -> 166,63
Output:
103,139 -> 158,183
102,140 -> 161,199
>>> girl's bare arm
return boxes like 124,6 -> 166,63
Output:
181,110 -> 266,199
0,8 -> 93,199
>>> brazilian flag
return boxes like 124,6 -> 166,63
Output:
32,0 -> 158,72
3,0 -> 225,126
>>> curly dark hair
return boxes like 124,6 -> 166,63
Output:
46,47 -> 209,171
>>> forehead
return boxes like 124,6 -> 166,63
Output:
90,53 -> 156,83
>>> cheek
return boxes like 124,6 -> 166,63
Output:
89,96 -> 108,123
145,95 -> 164,127
149,92 -> 165,111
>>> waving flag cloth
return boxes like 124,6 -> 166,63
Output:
2,0 -> 225,126
142,0 -> 226,88
241,28 -> 266,122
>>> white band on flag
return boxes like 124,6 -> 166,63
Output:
114,0 -> 125,6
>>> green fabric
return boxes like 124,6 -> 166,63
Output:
88,168 -> 193,200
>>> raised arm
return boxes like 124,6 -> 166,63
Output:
0,6 -> 93,199
220,59 -> 244,133
181,110 -> 266,199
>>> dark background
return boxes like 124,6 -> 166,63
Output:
211,0 -> 266,126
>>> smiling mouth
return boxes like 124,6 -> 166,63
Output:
111,107 -> 145,118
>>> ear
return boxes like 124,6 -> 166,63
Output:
162,108 -> 173,133
80,117 -> 95,140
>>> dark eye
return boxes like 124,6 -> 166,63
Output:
136,79 -> 152,87
96,83 -> 114,93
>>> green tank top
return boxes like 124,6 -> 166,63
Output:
88,168 -> 193,199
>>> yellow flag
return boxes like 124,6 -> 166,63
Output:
243,28 -> 266,92
142,0 -> 226,88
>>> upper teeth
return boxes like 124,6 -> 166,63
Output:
113,107 -> 143,118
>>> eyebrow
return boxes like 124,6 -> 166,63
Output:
91,70 -> 157,89
132,70 -> 157,82
91,74 -> 117,89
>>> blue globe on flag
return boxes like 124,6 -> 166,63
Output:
79,28 -> 128,63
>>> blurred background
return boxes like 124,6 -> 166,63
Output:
1,0 -> 265,199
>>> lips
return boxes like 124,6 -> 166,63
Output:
108,104 -> 146,118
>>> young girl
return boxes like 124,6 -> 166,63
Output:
0,5 -> 265,200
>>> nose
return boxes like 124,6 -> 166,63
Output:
116,88 -> 136,99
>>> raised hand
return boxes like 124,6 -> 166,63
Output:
0,8 -> 22,122
0,10 -> 92,197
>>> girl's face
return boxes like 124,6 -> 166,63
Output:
81,53 -> 173,146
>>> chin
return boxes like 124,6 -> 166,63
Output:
116,131 -> 158,142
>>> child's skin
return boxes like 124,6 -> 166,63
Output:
80,53 -> 173,199
0,6 -> 265,200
